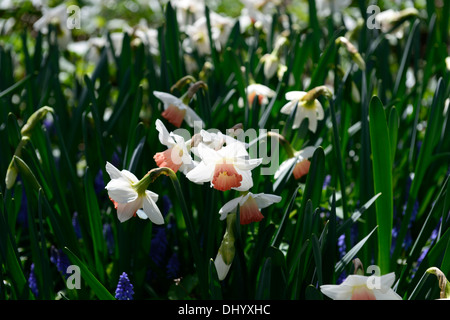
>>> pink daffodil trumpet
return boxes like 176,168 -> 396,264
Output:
105,162 -> 164,224
186,141 -> 262,192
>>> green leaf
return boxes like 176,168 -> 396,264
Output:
369,96 -> 393,274
63,247 -> 115,300
335,226 -> 378,276
388,106 -> 399,165
208,259 -> 223,299
83,166 -> 107,282
255,257 -> 272,300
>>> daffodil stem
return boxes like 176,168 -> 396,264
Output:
147,167 -> 209,298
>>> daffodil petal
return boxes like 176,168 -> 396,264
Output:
285,91 -> 306,101
143,193 -> 164,225
218,195 -> 244,220
105,161 -> 122,179
105,178 -> 138,203
253,193 -> 282,209
116,199 -> 142,223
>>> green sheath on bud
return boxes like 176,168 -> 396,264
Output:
20,106 -> 54,138
426,267 -> 450,299
170,75 -> 196,93
336,36 -> 366,71
302,85 -> 333,102
5,137 -> 30,189
181,81 -> 208,105
218,213 -> 236,265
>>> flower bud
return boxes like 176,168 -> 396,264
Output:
336,36 -> 366,71
20,106 -> 54,138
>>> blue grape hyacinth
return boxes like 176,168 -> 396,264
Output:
115,272 -> 134,300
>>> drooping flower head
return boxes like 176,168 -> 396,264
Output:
280,86 -> 331,132
153,119 -> 195,174
186,141 -> 262,192
115,272 -> 134,300
153,81 -> 206,128
219,191 -> 281,225
274,146 -> 317,181
104,162 -> 164,224
320,272 -> 402,300
245,83 -> 275,108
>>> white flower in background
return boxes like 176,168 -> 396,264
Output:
239,0 -> 275,33
445,57 -> 450,71
153,91 -> 203,128
183,11 -> 234,55
219,191 -> 282,224
260,52 -> 280,79
247,83 -> 275,106
320,272 -> 402,300
274,146 -> 316,180
186,142 -> 262,192
153,119 -> 195,174
33,3 -> 71,48
105,162 -> 164,224
315,0 -> 351,18
280,90 -> 326,132
172,0 -> 205,27
134,25 -> 159,56
375,8 -> 419,42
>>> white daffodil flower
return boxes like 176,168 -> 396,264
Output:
191,129 -> 240,154
153,91 -> 203,128
219,191 -> 282,224
33,3 -> 71,48
274,146 -> 317,180
105,162 -> 164,224
320,272 -> 402,300
280,91 -> 325,132
153,119 -> 195,174
186,142 -> 262,192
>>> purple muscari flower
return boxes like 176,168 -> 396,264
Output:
150,227 -> 168,267
28,263 -> 39,297
94,169 -> 105,195
115,272 -> 134,300
147,227 -> 168,281
322,174 -> 331,190
337,234 -> 346,259
50,247 -> 71,278
72,212 -> 82,239
166,252 -> 180,279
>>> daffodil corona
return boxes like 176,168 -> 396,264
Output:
186,142 -> 262,192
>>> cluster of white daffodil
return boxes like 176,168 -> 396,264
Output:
103,77 -> 337,279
